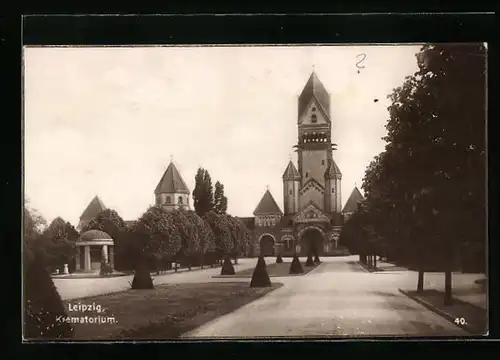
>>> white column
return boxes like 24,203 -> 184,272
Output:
102,244 -> 108,263
75,246 -> 81,270
109,246 -> 114,268
84,245 -> 91,271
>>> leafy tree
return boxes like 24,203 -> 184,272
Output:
24,204 -> 47,241
415,43 -> 486,301
81,209 -> 129,270
225,215 -> 251,263
359,43 -> 487,302
219,195 -> 228,214
193,168 -> 206,216
213,181 -> 228,214
203,211 -> 233,256
169,209 -> 200,270
24,244 -> 74,339
81,209 -> 126,238
193,168 -> 215,216
184,210 -> 216,267
203,170 -> 214,212
36,217 -> 78,272
132,206 -> 182,271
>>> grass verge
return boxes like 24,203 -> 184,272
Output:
399,289 -> 487,335
62,282 -> 282,340
213,261 -> 320,278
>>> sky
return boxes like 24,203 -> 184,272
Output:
24,44 -> 422,226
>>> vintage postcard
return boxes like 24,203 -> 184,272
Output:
22,43 -> 488,341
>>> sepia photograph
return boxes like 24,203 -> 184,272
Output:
22,43 -> 488,341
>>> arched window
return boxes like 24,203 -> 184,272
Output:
166,196 -> 171,204
289,189 -> 292,195
332,187 -> 335,194
311,114 -> 317,123
322,160 -> 325,165
305,172 -> 309,178
178,196 -> 183,204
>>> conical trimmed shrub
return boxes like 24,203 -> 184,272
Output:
314,255 -> 321,264
24,246 -> 75,339
250,257 -> 271,287
131,258 -> 154,289
276,254 -> 283,263
305,254 -> 314,266
221,256 -> 235,275
289,255 -> 304,274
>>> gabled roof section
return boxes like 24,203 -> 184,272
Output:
293,201 -> 330,222
282,161 -> 301,180
325,158 -> 342,179
155,162 -> 190,195
298,71 -> 331,119
300,178 -> 325,194
342,187 -> 364,213
80,196 -> 106,221
253,189 -> 283,215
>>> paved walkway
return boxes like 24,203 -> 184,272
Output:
182,256 -> 469,338
369,259 -> 487,309
54,258 -> 257,300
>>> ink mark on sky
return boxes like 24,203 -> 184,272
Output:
356,53 -> 367,74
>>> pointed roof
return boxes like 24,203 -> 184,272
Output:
325,158 -> 342,179
155,161 -> 190,195
282,161 -> 301,180
80,196 -> 106,221
298,71 -> 331,118
253,189 -> 283,215
342,187 -> 364,213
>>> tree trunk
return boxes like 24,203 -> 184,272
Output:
174,262 -> 178,273
373,253 -> 377,270
444,269 -> 452,305
417,270 -> 424,293
201,254 -> 204,269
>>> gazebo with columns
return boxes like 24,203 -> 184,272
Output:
76,230 -> 115,272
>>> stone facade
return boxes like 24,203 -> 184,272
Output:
240,71 -> 351,257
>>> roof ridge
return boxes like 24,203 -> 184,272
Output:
342,186 -> 365,213
282,160 -> 301,180
253,189 -> 283,215
155,162 -> 190,195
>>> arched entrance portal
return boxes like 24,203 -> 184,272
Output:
259,234 -> 275,257
299,227 -> 325,257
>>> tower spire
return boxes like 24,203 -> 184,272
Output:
170,154 -> 173,163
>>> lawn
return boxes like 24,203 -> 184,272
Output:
214,260 -> 320,278
62,282 -> 282,340
401,289 -> 488,335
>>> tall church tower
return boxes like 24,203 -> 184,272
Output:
295,71 -> 341,213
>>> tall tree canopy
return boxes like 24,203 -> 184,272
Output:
356,43 -> 487,281
213,181 -> 228,214
193,168 -> 215,216
35,217 -> 78,271
132,206 -> 182,263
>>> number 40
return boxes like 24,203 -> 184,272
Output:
454,317 -> 467,325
